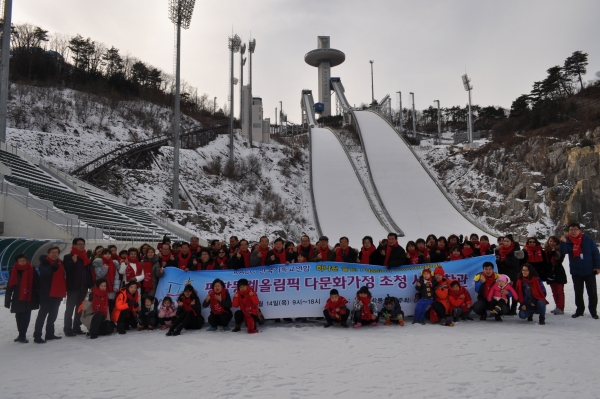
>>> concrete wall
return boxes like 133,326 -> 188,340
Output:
0,195 -> 72,241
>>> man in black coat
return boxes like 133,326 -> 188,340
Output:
63,238 -> 93,337
378,233 -> 407,268
34,246 -> 67,343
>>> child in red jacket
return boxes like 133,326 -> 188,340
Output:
323,289 -> 349,328
448,280 -> 473,321
232,278 -> 260,334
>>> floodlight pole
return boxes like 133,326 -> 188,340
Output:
248,39 -> 255,147
410,92 -> 416,138
172,18 -> 182,209
396,91 -> 403,133
434,100 -> 441,145
239,43 -> 245,126
369,60 -> 374,104
280,101 -> 283,134
0,0 -> 13,143
467,88 -> 473,143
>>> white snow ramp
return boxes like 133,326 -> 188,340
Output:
354,111 -> 487,243
311,127 -> 388,246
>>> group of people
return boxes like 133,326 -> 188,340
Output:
5,222 -> 600,341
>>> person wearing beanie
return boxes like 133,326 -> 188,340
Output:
166,285 -> 204,336
448,281 -> 473,322
80,279 -> 115,339
5,254 -> 40,343
232,279 -> 260,334
471,262 -> 503,321
203,279 -> 233,331
352,286 -> 379,328
379,295 -> 405,326
323,289 -> 350,328
413,268 -> 435,325
111,280 -> 140,334
429,266 -> 454,327
486,274 -> 519,317
137,295 -> 159,331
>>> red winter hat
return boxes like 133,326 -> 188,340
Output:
434,266 -> 445,276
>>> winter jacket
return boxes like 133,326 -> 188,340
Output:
378,244 -> 407,267
430,247 -> 449,263
379,296 -> 403,320
358,248 -> 384,265
266,249 -> 288,266
516,277 -> 548,306
324,296 -> 349,320
544,249 -> 567,285
176,253 -> 195,270
473,272 -> 500,301
495,243 -> 522,282
38,255 -> 66,301
158,303 -> 177,319
230,250 -> 252,270
415,276 -> 436,300
297,245 -> 315,262
560,234 -> 600,276
352,296 -> 378,318
138,298 -> 159,320
310,247 -> 336,262
335,246 -> 359,263
80,291 -> 110,330
250,247 -> 270,267
111,288 -> 140,323
232,288 -> 260,316
486,283 -> 518,302
176,292 -> 202,316
92,258 -> 121,293
63,253 -> 93,291
433,278 -> 452,314
202,290 -> 233,314
5,267 -> 40,313
448,285 -> 472,313
119,260 -> 144,284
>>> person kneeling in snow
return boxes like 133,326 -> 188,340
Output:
323,289 -> 350,328
138,295 -> 159,331
429,266 -> 455,327
352,286 -> 379,328
203,278 -> 233,331
486,274 -> 518,316
448,280 -> 473,322
232,278 -> 260,334
379,295 -> 404,326
158,296 -> 177,330
112,280 -> 140,334
516,264 -> 548,325
413,268 -> 435,325
80,278 -> 114,339
166,285 -> 204,336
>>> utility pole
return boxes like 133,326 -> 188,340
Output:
275,107 -> 277,133
396,91 -> 403,133
369,60 -> 374,104
228,34 -> 241,161
280,101 -> 283,134
434,100 -> 441,145
0,0 -> 13,143
410,92 -> 416,138
248,39 -> 256,146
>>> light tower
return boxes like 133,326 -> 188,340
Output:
0,0 -> 14,143
304,36 -> 345,117
228,33 -> 241,161
248,38 -> 256,145
396,91 -> 403,132
434,100 -> 441,145
410,92 -> 416,138
369,60 -> 374,104
462,73 -> 474,144
239,43 -> 246,124
168,0 -> 196,210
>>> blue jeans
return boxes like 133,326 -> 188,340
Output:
414,299 -> 433,322
518,300 -> 546,319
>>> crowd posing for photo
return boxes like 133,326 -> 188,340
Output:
5,222 -> 600,342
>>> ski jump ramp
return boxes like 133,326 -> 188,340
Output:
353,110 -> 491,243
310,127 -> 389,247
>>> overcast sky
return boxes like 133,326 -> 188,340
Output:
13,0 -> 600,122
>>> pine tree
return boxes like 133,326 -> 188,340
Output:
563,51 -> 588,91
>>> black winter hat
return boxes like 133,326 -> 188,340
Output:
237,278 -> 249,288
212,278 -> 226,289
183,284 -> 195,293
95,278 -> 107,288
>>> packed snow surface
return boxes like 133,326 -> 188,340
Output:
311,127 -> 388,245
354,111 -> 487,243
0,279 -> 598,398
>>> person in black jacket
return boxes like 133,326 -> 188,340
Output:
378,233 -> 406,268
359,236 -> 382,265
378,295 -> 404,326
34,247 -> 67,343
266,238 -> 288,265
544,236 -> 567,315
166,285 -> 204,336
495,235 -> 524,315
5,254 -> 40,343
138,295 -> 159,330
285,241 -> 299,264
202,278 -> 233,331
63,237 -> 93,337
230,239 -> 252,269
335,237 -> 358,263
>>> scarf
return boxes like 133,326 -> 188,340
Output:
407,250 -> 420,265
359,296 -> 372,320
209,290 -> 227,314
449,253 -> 464,261
239,250 -> 251,268
8,261 -> 34,301
570,233 -> 583,258
178,253 -> 191,270
498,242 -> 515,262
481,273 -> 496,299
436,244 -> 448,256
360,246 -> 377,264
417,247 -> 429,258
384,243 -> 399,266
517,277 -> 549,304
258,247 -> 270,266
125,289 -> 138,315
181,296 -> 197,316
317,246 -> 330,261
160,253 -> 172,265
190,244 -> 201,255
125,256 -> 141,282
271,249 -> 287,265
298,244 -> 314,260
47,256 -> 67,298
91,286 -> 109,315
336,247 -> 352,262
111,253 -> 120,261
525,245 -> 544,263
102,256 -> 117,290
461,247 -> 474,258
215,256 -> 229,269
142,260 -> 153,289
70,247 -> 91,266
479,242 -> 491,256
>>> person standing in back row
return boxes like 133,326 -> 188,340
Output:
560,223 -> 600,319
34,246 -> 67,343
63,238 -> 93,337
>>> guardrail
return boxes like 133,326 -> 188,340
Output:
349,110 -> 405,237
365,109 -> 499,238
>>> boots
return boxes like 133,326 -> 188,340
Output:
527,314 -> 533,322
480,313 -> 487,321
232,324 -> 242,332
117,323 -> 126,335
539,316 -> 545,325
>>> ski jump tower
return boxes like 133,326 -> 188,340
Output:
304,36 -> 345,117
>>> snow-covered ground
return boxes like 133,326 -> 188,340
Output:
1,278 -> 598,398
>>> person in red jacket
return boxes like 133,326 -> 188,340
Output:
448,280 -> 473,321
111,280 -> 140,334
323,289 -> 349,328
232,279 -> 260,334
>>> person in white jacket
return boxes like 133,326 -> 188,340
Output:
119,248 -> 144,303
93,249 -> 121,312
